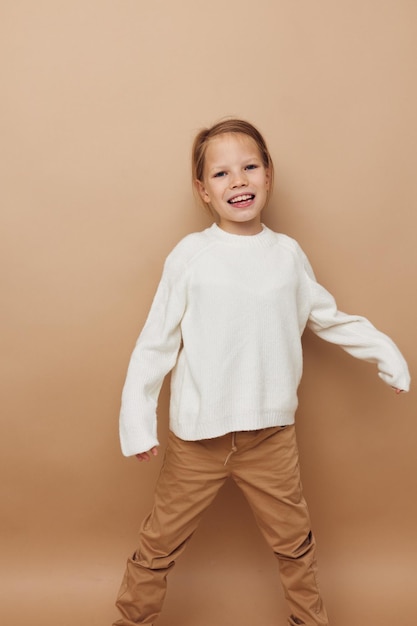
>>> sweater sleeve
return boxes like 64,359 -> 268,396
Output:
301,250 -> 410,393
119,257 -> 186,456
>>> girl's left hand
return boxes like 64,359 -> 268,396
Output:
392,387 -> 404,394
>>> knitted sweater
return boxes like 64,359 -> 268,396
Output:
119,223 -> 410,456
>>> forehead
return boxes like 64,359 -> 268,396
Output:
204,133 -> 261,165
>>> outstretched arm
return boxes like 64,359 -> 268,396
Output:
302,253 -> 410,393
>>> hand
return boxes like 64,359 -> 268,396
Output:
392,387 -> 404,394
135,446 -> 159,462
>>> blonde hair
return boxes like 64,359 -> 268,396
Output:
192,118 -> 274,214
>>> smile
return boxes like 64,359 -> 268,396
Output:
228,194 -> 255,204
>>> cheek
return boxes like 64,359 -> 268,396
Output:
254,172 -> 268,190
206,181 -> 224,199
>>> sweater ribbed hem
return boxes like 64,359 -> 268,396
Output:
170,410 -> 296,442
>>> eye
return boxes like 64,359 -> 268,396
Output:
245,164 -> 258,171
213,171 -> 227,178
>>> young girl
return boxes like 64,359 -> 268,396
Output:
113,119 -> 410,626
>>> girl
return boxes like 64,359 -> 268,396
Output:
113,119 -> 410,626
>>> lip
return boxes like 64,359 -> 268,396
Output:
227,193 -> 255,205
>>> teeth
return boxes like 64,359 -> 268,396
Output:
230,194 -> 253,203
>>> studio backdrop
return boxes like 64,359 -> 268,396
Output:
1,2 -> 416,625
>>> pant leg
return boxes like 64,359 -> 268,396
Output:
113,431 -> 229,626
230,426 -> 329,626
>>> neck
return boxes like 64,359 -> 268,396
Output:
217,218 -> 263,236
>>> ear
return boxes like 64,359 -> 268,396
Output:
265,167 -> 271,191
195,179 -> 211,203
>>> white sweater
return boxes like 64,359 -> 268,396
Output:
119,224 -> 410,456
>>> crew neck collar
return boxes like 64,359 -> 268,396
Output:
208,223 -> 275,247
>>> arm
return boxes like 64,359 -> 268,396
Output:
119,258 -> 186,456
302,253 -> 410,393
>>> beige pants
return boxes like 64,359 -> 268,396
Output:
113,425 -> 329,626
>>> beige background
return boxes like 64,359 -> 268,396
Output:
1,2 -> 416,625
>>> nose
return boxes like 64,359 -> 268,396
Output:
230,170 -> 248,189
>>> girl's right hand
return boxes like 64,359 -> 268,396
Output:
135,447 -> 159,462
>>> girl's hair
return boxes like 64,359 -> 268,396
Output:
192,118 -> 274,214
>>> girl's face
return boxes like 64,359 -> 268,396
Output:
196,133 -> 270,235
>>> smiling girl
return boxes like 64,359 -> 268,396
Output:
113,119 -> 410,626
195,130 -> 270,235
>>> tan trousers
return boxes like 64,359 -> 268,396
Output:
113,425 -> 329,626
